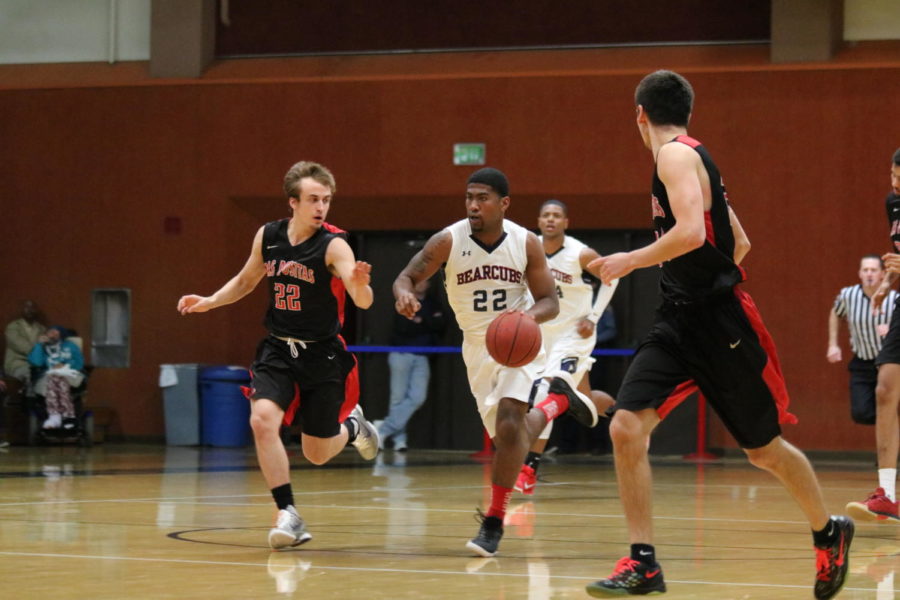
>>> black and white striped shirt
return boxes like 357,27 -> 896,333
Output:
833,284 -> 898,360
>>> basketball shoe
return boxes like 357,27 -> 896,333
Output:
466,512 -> 504,557
548,370 -> 598,427
814,515 -> 854,600
846,488 -> 900,522
586,556 -> 666,596
268,505 -> 312,550
348,404 -> 380,460
514,464 -> 537,495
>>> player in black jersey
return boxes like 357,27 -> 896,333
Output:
177,160 -> 380,550
846,148 -> 900,523
583,71 -> 852,600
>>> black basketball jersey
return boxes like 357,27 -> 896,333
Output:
650,135 -> 745,302
261,219 -> 348,340
885,192 -> 900,252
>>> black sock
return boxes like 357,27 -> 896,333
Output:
630,543 -> 656,565
525,451 -> 542,472
344,417 -> 359,443
812,518 -> 837,547
271,483 -> 294,510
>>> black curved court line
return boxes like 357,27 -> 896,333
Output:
168,526 -> 268,549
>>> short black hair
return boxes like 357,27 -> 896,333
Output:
467,167 -> 509,198
540,199 -> 568,216
862,254 -> 885,269
635,70 -> 694,127
893,147 -> 900,166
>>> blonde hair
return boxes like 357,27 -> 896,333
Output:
283,161 -> 336,198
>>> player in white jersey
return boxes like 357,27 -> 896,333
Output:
513,200 -> 618,494
393,168 -> 598,557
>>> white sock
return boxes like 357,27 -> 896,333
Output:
878,468 -> 896,501
531,380 -> 553,440
531,379 -> 550,405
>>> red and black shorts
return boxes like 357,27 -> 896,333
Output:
248,335 -> 359,438
614,288 -> 795,449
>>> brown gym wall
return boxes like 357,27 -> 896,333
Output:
1,42 -> 898,449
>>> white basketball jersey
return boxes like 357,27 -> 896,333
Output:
444,218 -> 532,340
541,235 -> 593,343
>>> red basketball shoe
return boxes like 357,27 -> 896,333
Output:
845,488 -> 900,522
514,464 -> 537,495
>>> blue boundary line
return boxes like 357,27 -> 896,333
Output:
347,345 -> 635,357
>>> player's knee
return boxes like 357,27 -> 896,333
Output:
302,447 -> 329,465
744,442 -> 780,471
493,415 -> 521,447
249,407 -> 280,438
875,381 -> 899,406
609,412 -> 641,447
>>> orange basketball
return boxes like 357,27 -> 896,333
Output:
486,311 -> 542,367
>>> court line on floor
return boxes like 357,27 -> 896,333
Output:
0,489 -> 873,528
0,550 -> 878,593
0,475 -> 873,507
0,493 -> 826,527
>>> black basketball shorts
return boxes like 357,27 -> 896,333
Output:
248,335 -> 359,438
847,356 -> 877,425
876,296 -> 900,367
614,289 -> 792,450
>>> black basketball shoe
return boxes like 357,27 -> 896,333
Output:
548,370 -> 598,427
586,556 -> 666,597
814,515 -> 854,600
466,512 -> 504,557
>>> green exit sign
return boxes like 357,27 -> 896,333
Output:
453,143 -> 486,166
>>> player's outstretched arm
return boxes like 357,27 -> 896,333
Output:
523,232 -> 559,324
588,144 -> 706,285
177,226 -> 267,315
327,237 -> 374,309
393,231 -> 451,319
728,206 -> 751,264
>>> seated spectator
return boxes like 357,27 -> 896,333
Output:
5,300 -> 47,392
28,326 -> 84,430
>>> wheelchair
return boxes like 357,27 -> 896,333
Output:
26,337 -> 94,447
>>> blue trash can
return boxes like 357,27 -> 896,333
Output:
200,366 -> 252,447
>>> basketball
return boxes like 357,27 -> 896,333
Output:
485,311 -> 542,367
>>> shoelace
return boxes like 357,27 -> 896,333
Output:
814,547 -> 833,581
611,557 -> 641,577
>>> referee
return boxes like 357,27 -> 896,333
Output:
827,254 -> 898,424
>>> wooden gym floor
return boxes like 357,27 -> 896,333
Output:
0,444 -> 896,599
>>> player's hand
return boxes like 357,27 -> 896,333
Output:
349,261 -> 372,287
395,291 -> 421,319
576,318 -> 595,339
178,295 -> 213,315
587,252 -> 634,285
878,323 -> 889,337
826,344 -> 842,363
0,380 -> 6,392
883,253 -> 900,274
517,309 -> 538,322
872,285 -> 890,315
